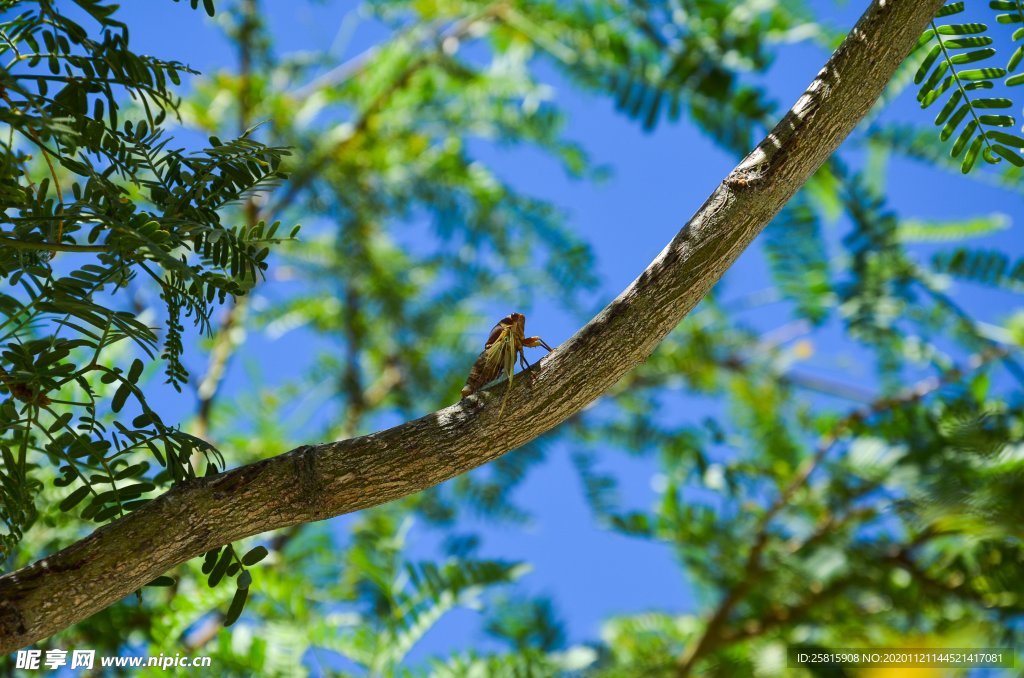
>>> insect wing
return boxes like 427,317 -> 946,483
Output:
462,325 -> 511,396
484,321 -> 506,347
502,331 -> 516,387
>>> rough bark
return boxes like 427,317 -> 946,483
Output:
0,0 -> 943,652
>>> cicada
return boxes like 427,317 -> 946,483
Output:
461,312 -> 554,414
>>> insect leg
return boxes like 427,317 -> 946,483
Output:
519,347 -> 547,386
518,347 -> 530,371
523,336 -> 554,352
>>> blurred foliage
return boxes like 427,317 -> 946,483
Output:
3,0 -> 1024,676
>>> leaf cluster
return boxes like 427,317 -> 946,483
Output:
0,0 -> 295,560
914,1 -> 1024,172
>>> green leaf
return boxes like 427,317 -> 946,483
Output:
971,97 -> 1012,108
977,114 -> 1014,126
116,482 -> 155,499
115,462 -> 150,480
224,585 -> 248,627
940,102 -> 970,140
992,145 -> 1024,166
241,545 -> 269,566
237,570 -> 252,589
202,547 -> 221,575
145,576 -> 175,587
915,44 -> 943,84
48,412 -> 73,434
897,213 -> 1010,242
1008,45 -> 1024,72
111,382 -> 132,413
936,24 -> 988,36
132,412 -> 154,427
995,12 -> 1024,24
966,81 -> 994,92
208,548 -> 233,587
951,120 -> 978,157
59,485 -> 91,512
943,37 -> 993,49
127,358 -> 144,384
962,134 -> 985,172
949,48 -> 996,65
937,1 -> 965,17
918,60 -> 950,102
920,76 -> 954,108
970,370 -> 990,401
958,67 -> 1007,81
935,90 -> 964,126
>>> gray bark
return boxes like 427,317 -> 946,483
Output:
0,0 -> 943,653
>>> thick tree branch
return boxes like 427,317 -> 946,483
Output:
0,0 -> 943,652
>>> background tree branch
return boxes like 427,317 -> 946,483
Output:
675,345 -> 1010,674
0,0 -> 944,653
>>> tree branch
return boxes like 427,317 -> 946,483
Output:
0,0 -> 943,652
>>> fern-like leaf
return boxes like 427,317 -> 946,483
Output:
933,247 -> 1024,291
763,197 -> 833,325
916,3 -> 1024,172
386,560 -> 528,666
867,124 -> 1024,192
897,212 -> 1010,241
989,1 -> 1024,84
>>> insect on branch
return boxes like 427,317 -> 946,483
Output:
460,312 -> 554,416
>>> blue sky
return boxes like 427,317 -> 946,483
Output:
114,0 -> 1024,665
